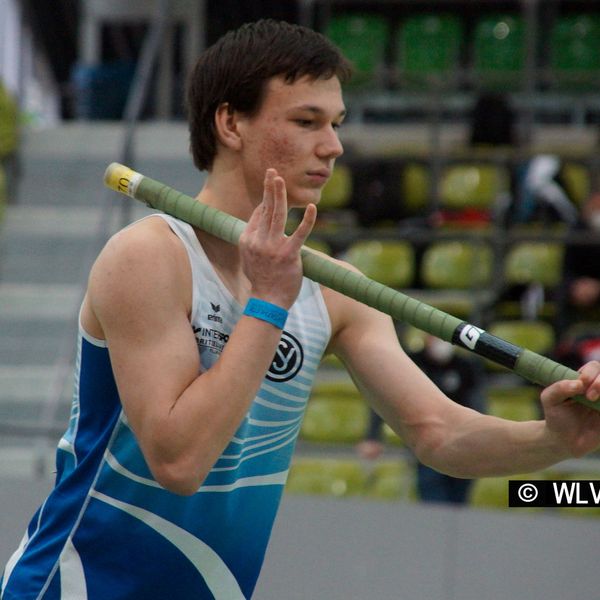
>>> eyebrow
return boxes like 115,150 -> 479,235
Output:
292,105 -> 347,119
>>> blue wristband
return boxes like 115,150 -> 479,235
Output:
243,298 -> 288,329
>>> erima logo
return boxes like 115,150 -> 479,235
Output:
267,331 -> 304,383
208,301 -> 223,323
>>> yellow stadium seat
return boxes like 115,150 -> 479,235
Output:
300,395 -> 368,444
421,240 -> 494,289
503,242 -> 564,288
286,458 -> 367,497
439,164 -> 510,210
319,163 -> 353,210
401,162 -> 430,215
486,384 -> 540,420
367,459 -> 416,501
345,239 -> 415,288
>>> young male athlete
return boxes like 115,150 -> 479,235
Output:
3,19 -> 600,600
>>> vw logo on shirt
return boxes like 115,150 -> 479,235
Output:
267,331 -> 304,383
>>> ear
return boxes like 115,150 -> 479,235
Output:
214,103 -> 243,152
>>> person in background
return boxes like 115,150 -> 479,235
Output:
357,334 -> 484,505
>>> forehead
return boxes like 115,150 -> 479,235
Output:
258,75 -> 345,117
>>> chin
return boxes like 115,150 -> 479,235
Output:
288,188 -> 322,209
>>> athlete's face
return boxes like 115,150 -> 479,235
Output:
236,75 -> 346,208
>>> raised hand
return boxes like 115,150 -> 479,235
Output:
239,168 -> 317,309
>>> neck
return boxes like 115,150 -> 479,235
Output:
192,167 -> 258,280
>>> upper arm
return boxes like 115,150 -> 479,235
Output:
87,219 -> 200,452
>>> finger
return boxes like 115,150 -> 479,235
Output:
579,361 -> 600,402
258,169 -> 276,236
270,175 -> 288,232
541,378 -> 585,408
288,203 -> 317,250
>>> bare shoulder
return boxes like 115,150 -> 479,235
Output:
85,217 -> 192,336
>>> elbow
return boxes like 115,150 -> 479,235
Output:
151,459 -> 208,497
411,422 -> 448,470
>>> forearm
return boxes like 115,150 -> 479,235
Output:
146,316 -> 283,493
417,411 -> 569,478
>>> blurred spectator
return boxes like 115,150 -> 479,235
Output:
470,92 -> 517,148
556,191 -> 600,333
357,334 -> 484,505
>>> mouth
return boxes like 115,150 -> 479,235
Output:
305,169 -> 331,185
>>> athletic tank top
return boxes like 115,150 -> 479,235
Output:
1,214 -> 331,600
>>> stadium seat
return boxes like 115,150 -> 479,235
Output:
326,14 -> 390,86
503,241 -> 564,288
286,458 -> 367,497
439,163 -> 510,210
367,459 -> 416,501
397,14 -> 463,88
485,384 -> 540,420
344,239 -> 415,288
560,162 -> 591,208
0,79 -> 19,159
549,14 -> 600,89
421,240 -> 494,289
472,14 -> 526,89
300,394 -> 368,444
419,240 -> 495,318
319,163 -> 353,210
401,162 -> 430,215
487,319 -> 556,357
500,241 -> 565,318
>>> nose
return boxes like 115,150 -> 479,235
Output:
316,125 -> 344,160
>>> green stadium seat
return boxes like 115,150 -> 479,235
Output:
286,458 -> 367,497
421,240 -> 494,289
503,241 -> 564,288
397,14 -> 463,88
472,14 -> 526,89
419,240 -> 495,318
549,14 -> 600,89
487,320 -> 556,357
300,394 -> 368,444
344,239 -> 415,288
319,163 -> 353,210
439,163 -> 510,210
326,14 -> 390,86
367,459 -> 416,501
485,384 -> 540,420
401,162 -> 430,215
0,80 -> 19,159
561,162 -> 591,208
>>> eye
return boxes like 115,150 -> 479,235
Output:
295,119 -> 314,128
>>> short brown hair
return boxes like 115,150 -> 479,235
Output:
186,19 -> 353,171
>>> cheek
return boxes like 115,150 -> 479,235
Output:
258,130 -> 300,173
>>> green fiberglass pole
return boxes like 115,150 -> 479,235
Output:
104,162 -> 599,411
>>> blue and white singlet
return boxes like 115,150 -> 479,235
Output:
1,214 -> 331,599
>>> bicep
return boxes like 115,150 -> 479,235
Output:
88,226 -> 200,442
